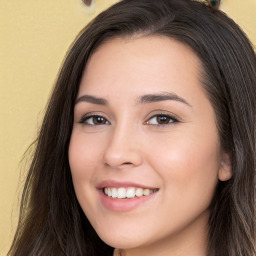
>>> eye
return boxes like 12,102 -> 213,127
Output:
79,115 -> 110,125
146,114 -> 179,126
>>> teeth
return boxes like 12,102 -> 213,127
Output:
111,188 -> 118,198
103,187 -> 157,199
117,188 -> 126,199
143,189 -> 150,196
126,187 -> 135,198
135,188 -> 143,197
107,188 -> 112,197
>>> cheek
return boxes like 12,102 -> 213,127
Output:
68,131 -> 101,209
149,132 -> 220,204
68,131 -> 103,177
68,131 -> 103,218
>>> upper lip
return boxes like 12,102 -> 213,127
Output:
97,180 -> 158,190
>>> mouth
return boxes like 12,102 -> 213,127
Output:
98,180 -> 159,211
103,187 -> 158,199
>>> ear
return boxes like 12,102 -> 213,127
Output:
218,152 -> 232,181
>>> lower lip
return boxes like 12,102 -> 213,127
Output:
98,189 -> 158,212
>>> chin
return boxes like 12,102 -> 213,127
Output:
95,226 -> 148,249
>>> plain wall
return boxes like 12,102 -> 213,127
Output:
0,0 -> 255,255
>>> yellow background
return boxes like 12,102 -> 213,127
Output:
0,0 -> 255,255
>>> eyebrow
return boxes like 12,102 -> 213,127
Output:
139,92 -> 192,107
75,92 -> 191,107
75,95 -> 108,105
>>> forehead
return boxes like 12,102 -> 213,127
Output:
88,35 -> 200,71
79,36 -> 202,98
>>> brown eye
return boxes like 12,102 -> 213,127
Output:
146,114 -> 179,126
157,115 -> 171,124
92,116 -> 108,125
80,115 -> 110,125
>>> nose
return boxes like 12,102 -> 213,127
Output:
103,124 -> 143,168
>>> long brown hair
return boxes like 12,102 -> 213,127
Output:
8,0 -> 256,255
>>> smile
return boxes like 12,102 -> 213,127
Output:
103,187 -> 158,199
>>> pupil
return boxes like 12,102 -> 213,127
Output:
94,116 -> 105,124
157,115 -> 169,124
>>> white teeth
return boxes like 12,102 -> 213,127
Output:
143,188 -> 150,196
103,187 -> 157,199
111,188 -> 118,198
135,188 -> 143,197
126,187 -> 135,198
117,188 -> 126,199
107,188 -> 112,197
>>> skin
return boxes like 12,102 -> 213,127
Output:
68,36 -> 232,256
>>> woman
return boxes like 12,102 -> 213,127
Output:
8,0 -> 256,255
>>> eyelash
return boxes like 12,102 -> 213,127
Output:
78,113 -> 180,127
145,114 -> 179,127
79,114 -> 110,125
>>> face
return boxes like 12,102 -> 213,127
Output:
69,36 -> 231,255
